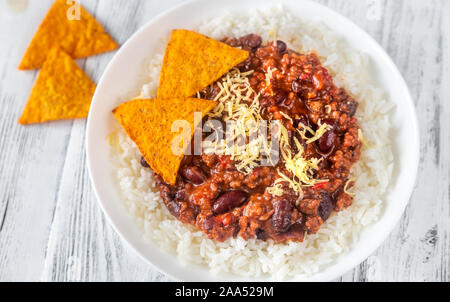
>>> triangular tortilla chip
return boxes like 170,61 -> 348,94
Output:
157,29 -> 249,99
113,98 -> 217,185
18,47 -> 96,125
19,0 -> 118,70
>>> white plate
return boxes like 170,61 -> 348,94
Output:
86,0 -> 419,281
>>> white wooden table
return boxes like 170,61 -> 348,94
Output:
0,0 -> 448,282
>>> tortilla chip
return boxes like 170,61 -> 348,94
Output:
19,0 -> 118,70
18,47 -> 96,125
157,29 -> 249,99
113,98 -> 217,185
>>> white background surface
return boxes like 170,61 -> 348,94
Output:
0,0 -> 448,282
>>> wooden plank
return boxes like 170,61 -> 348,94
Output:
365,0 -> 448,282
0,0 -> 72,282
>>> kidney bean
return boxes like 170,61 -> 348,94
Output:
182,166 -> 206,185
212,191 -> 248,215
317,130 -> 336,153
240,34 -> 262,49
318,192 -> 334,221
290,221 -> 304,233
321,118 -> 336,128
273,90 -> 288,104
167,200 -> 181,218
272,199 -> 293,233
289,221 -> 305,240
158,182 -> 173,202
140,156 -> 150,168
202,217 -> 215,231
256,228 -> 268,240
291,80 -> 302,94
175,189 -> 189,201
276,40 -> 287,54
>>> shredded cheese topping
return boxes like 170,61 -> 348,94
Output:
344,178 -> 356,196
266,178 -> 285,197
206,68 -> 329,198
265,67 -> 277,86
305,122 -> 332,144
274,121 -> 327,199
357,128 -> 369,147
204,69 -> 276,174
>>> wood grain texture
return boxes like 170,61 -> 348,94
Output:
0,0 -> 447,282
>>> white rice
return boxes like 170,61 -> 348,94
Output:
110,7 -> 394,280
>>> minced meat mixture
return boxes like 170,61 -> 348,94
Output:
150,34 -> 361,243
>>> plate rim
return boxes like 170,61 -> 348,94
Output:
86,0 -> 420,282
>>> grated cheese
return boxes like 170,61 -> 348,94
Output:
305,121 -> 332,144
279,111 -> 293,123
206,68 -> 329,198
343,178 -> 356,196
265,67 -> 277,86
205,68 -> 276,174
268,28 -> 278,42
266,178 -> 285,197
275,121 -> 327,197
358,128 -> 370,147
